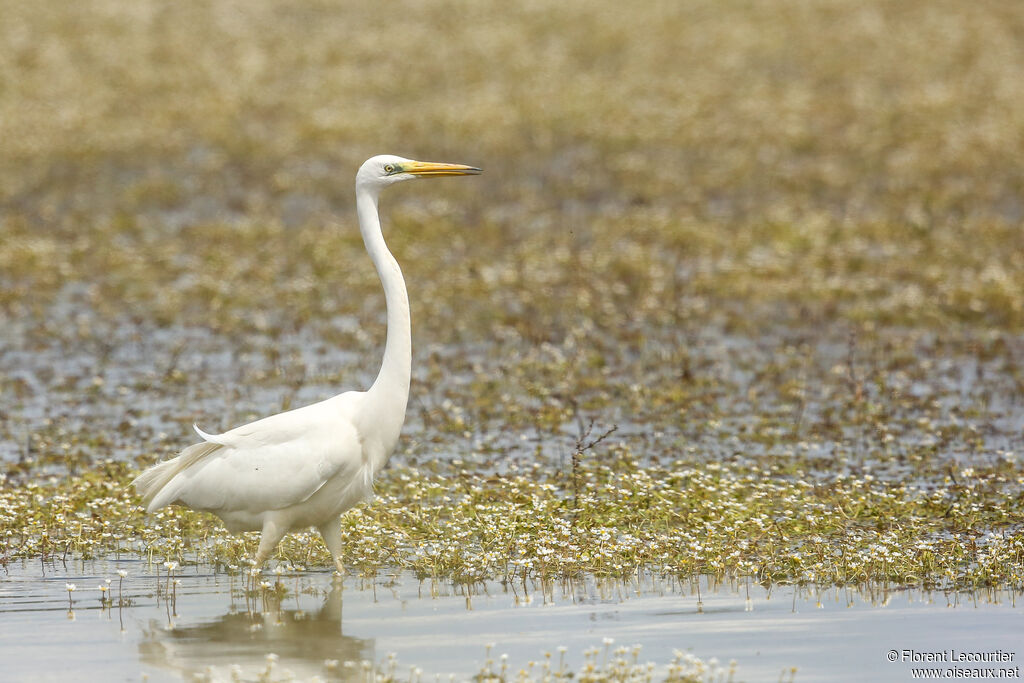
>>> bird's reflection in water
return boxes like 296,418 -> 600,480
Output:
139,585 -> 372,680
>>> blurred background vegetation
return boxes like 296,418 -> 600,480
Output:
1,0 -> 1023,480
2,0 -> 1022,342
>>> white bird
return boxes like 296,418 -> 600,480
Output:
132,155 -> 481,572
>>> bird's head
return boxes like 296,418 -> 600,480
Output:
356,155 -> 482,192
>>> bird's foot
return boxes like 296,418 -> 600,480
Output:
332,556 -> 345,580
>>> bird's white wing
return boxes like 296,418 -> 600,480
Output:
148,393 -> 366,514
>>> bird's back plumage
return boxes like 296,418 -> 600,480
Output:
132,393 -> 366,525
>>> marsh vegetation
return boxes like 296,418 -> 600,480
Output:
2,0 -> 1023,679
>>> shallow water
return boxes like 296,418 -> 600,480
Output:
1,558 -> 1021,682
4,308 -> 1022,478
3,299 -> 1023,683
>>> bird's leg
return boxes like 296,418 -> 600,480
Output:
318,516 -> 345,576
253,517 -> 287,571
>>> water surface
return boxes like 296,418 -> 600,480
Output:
1,559 -> 1020,681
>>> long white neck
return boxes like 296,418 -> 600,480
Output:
354,184 -> 410,450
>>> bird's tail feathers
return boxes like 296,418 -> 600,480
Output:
131,441 -> 222,511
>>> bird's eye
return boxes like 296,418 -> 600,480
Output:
384,164 -> 394,174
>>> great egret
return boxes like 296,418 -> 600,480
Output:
132,155 -> 481,572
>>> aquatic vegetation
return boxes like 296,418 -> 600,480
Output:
2,448 -> 1021,592
0,0 -> 1022,641
2,2 -> 1023,342
186,647 -> 745,683
467,641 -> 742,683
2,2 -> 1021,681
187,641 -> 742,682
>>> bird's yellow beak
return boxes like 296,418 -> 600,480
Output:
401,160 -> 482,176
